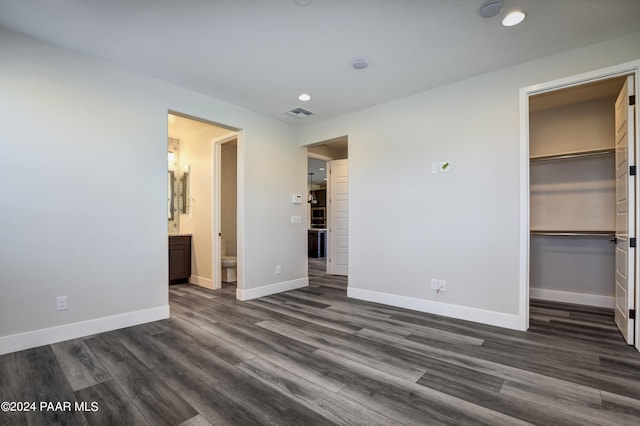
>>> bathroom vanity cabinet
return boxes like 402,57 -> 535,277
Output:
169,235 -> 191,284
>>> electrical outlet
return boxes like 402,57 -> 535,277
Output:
437,279 -> 446,293
56,296 -> 68,311
430,278 -> 438,289
276,265 -> 282,275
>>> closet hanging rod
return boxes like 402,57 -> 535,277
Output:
530,148 -> 614,163
530,230 -> 615,237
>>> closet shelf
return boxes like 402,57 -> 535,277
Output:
530,230 -> 615,237
530,148 -> 614,163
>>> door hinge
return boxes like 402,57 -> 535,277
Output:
630,95 -> 636,106
630,309 -> 636,320
631,238 -> 637,248
631,165 -> 637,176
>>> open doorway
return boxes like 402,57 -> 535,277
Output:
214,136 -> 239,291
167,112 -> 241,295
522,67 -> 638,349
307,137 -> 349,277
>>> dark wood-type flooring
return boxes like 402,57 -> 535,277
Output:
2,257 -> 640,425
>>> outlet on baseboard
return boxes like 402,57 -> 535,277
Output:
56,296 -> 68,311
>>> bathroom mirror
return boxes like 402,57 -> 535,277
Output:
168,170 -> 175,221
180,171 -> 189,214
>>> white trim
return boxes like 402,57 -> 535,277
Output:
236,278 -> 308,301
0,305 -> 169,356
307,152 -> 333,161
518,85 -> 531,332
519,60 -> 640,336
530,288 -> 614,309
189,275 -> 213,289
348,287 -> 522,331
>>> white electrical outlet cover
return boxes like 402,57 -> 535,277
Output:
431,162 -> 439,174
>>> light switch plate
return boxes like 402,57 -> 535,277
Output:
290,215 -> 301,224
431,162 -> 439,174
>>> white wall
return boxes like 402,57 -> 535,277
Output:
300,31 -> 640,329
0,28 -> 308,354
179,128 -> 214,286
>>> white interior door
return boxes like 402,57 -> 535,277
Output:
614,75 -> 636,345
328,159 -> 348,275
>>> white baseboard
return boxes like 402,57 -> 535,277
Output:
530,288 -> 614,309
237,277 -> 308,301
348,287 -> 523,331
189,275 -> 213,289
0,305 -> 169,356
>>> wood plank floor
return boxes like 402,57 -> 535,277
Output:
1,257 -> 639,425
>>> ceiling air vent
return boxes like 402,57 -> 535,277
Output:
284,107 -> 314,118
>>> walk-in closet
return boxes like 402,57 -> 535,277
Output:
529,75 -> 633,342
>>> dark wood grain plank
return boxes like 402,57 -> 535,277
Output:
13,346 -> 89,426
51,339 -> 111,391
74,380 -> 150,426
84,334 -> 197,426
0,353 -> 28,426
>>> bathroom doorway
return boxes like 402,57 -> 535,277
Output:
167,112 -> 241,293
214,136 -> 239,291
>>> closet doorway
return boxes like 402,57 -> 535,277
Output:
525,70 -> 638,348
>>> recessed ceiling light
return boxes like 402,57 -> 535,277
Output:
319,167 -> 325,171
501,11 -> 526,27
352,58 -> 368,70
298,93 -> 311,102
479,1 -> 503,18
294,0 -> 312,6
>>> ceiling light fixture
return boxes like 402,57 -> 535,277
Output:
479,1 -> 503,18
294,0 -> 312,6
352,58 -> 368,70
501,11 -> 526,27
298,93 -> 311,102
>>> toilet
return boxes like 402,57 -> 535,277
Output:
221,239 -> 237,283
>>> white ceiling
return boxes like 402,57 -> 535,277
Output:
2,0 -> 639,126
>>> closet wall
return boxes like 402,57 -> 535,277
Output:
529,82 -> 622,308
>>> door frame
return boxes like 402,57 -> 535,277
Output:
518,61 -> 640,349
213,133 -> 242,293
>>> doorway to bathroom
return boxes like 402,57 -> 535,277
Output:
214,136 -> 238,291
167,111 -> 241,293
